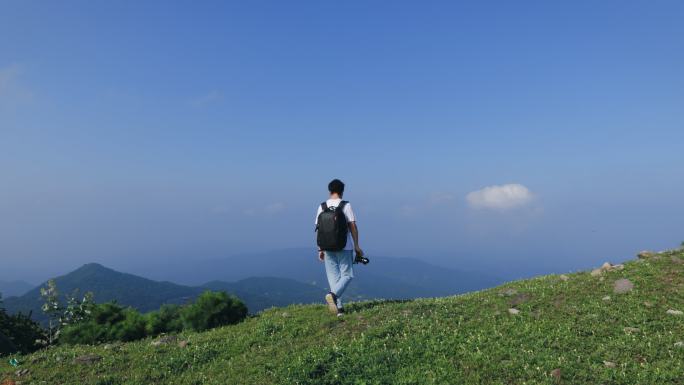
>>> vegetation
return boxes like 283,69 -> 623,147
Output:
3,248 -> 684,384
180,291 -> 247,332
145,304 -> 184,335
0,294 -> 45,355
58,292 -> 247,345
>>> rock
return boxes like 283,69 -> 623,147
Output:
613,278 -> 634,294
601,262 -> 612,270
550,368 -> 561,380
611,264 -> 625,270
559,274 -> 569,281
623,327 -> 640,334
500,288 -> 518,297
29,356 -> 45,364
674,341 -> 684,348
638,251 -> 655,259
602,296 -> 611,301
508,308 -> 520,315
666,309 -> 683,316
14,369 -> 29,377
590,268 -> 603,277
671,256 -> 683,264
644,301 -> 654,307
178,340 -> 189,348
74,354 -> 102,365
510,293 -> 531,306
151,335 -> 178,346
603,361 -> 617,368
103,344 -> 113,350
281,312 -> 289,317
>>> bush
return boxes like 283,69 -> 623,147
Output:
0,293 -> 46,355
182,291 -> 247,332
60,302 -> 146,344
145,304 -> 184,335
0,312 -> 45,355
59,291 -> 248,345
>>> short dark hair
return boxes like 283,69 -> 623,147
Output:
328,179 -> 345,195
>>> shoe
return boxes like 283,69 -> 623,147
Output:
336,308 -> 345,317
324,292 -> 338,314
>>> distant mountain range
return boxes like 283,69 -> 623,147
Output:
0,280 -> 34,298
3,251 -> 502,324
133,248 -> 503,298
2,264 -> 326,324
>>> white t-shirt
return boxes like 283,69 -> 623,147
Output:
315,199 -> 356,250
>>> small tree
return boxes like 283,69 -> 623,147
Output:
61,290 -> 95,327
40,279 -> 61,344
181,291 -> 247,332
145,304 -> 184,335
1,292 -> 45,355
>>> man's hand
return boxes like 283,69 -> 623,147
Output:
318,250 -> 325,262
355,247 -> 364,258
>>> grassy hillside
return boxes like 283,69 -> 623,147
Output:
3,249 -> 684,384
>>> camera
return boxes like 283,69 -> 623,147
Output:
354,252 -> 369,265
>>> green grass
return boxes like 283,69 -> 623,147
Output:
3,249 -> 684,384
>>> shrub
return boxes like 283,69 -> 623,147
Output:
181,291 -> 247,332
59,291 -> 248,345
0,313 -> 45,355
145,304 -> 184,335
0,294 -> 46,355
60,302 -> 146,344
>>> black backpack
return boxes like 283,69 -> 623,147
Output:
316,201 -> 349,251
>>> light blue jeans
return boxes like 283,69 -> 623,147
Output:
324,250 -> 354,308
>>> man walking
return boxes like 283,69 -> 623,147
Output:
315,179 -> 364,316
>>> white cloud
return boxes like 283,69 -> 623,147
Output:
466,183 -> 534,210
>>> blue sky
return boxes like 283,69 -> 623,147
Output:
1,1 -> 683,282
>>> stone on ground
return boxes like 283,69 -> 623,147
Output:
74,354 -> 102,365
603,361 -> 617,368
613,278 -> 634,294
666,309 -> 683,316
559,274 -> 569,281
638,250 -> 656,259
508,308 -> 520,315
151,335 -> 178,346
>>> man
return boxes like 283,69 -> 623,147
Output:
315,179 -> 364,317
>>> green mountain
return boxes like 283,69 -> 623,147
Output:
3,263 -> 202,322
2,264 -> 327,323
3,248 -> 683,384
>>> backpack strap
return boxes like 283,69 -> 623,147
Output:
337,201 -> 348,211
321,202 -> 328,211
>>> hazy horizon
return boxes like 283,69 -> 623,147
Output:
2,2 -> 683,285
